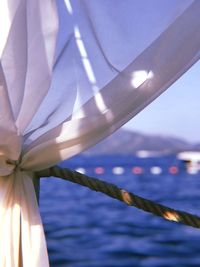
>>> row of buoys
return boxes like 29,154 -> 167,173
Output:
75,165 -> 184,175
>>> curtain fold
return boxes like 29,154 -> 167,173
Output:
0,0 -> 199,266
0,1 -> 58,266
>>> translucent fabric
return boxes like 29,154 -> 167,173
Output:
0,0 -> 200,266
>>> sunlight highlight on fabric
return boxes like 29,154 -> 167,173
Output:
74,25 -> 109,114
74,26 -> 97,85
131,70 -> 154,89
64,0 -> 73,15
94,91 -> 108,114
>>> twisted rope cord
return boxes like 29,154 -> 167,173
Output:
37,166 -> 200,229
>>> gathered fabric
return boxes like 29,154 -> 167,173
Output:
0,0 -> 200,266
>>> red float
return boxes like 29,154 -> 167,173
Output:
169,166 -> 179,174
132,166 -> 143,174
95,167 -> 105,174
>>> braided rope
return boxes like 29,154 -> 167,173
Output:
37,166 -> 200,229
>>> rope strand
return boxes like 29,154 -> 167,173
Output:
36,166 -> 200,229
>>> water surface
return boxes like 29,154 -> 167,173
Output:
40,155 -> 200,267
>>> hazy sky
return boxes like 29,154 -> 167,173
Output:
123,60 -> 200,143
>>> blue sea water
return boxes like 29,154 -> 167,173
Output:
40,155 -> 200,267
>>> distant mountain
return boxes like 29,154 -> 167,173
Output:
83,129 -> 200,155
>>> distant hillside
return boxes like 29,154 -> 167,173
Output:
83,129 -> 200,155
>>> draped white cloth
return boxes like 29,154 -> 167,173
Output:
0,0 -> 199,266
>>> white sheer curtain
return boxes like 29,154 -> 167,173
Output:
0,0 -> 199,266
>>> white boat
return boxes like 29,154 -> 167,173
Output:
136,150 -> 167,158
177,151 -> 200,174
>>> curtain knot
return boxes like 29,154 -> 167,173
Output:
0,156 -> 21,176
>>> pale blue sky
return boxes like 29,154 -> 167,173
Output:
123,60 -> 200,143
